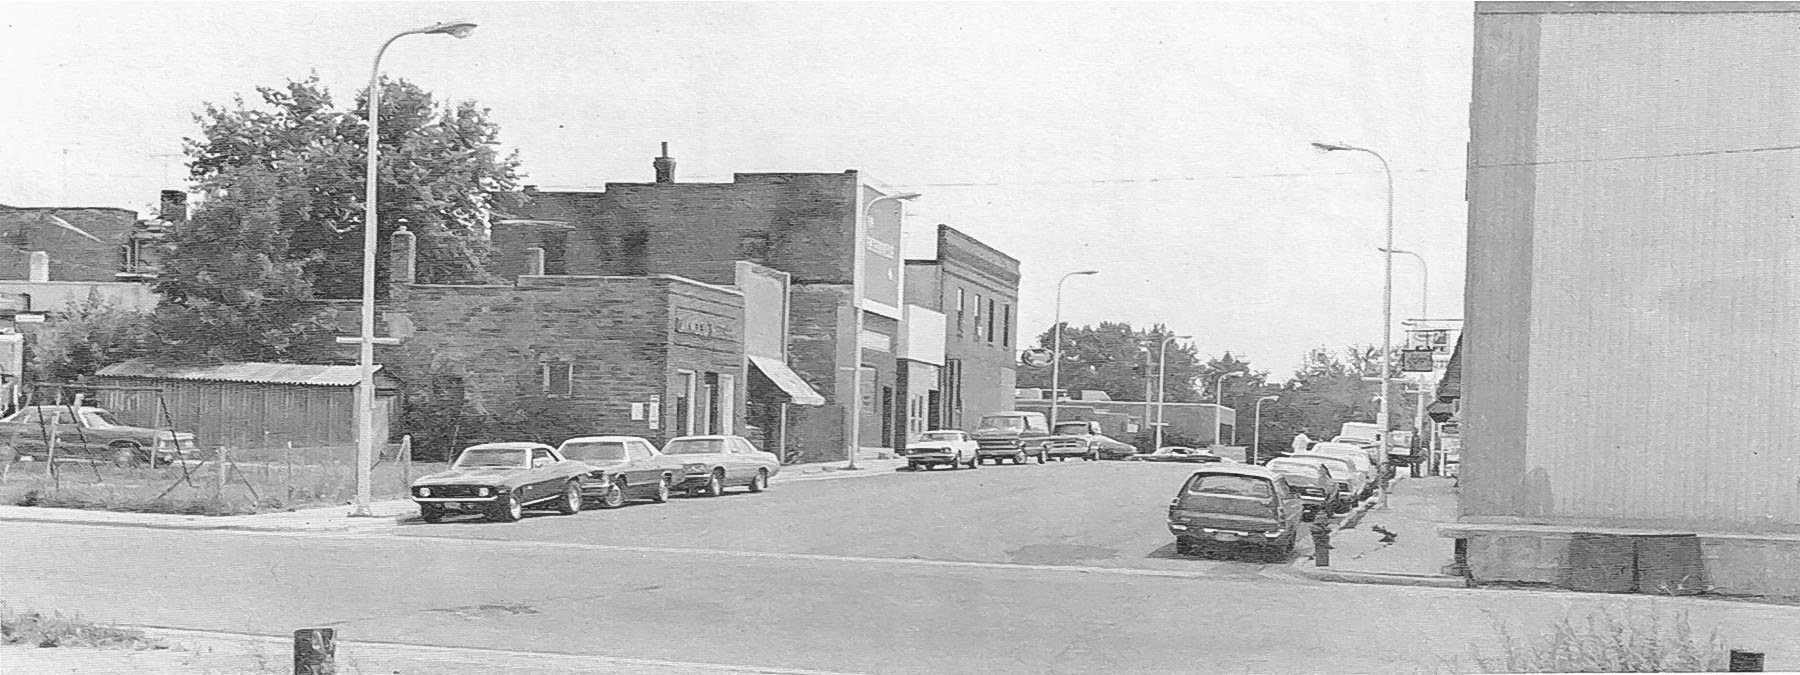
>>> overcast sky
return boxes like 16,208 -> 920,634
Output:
0,1 -> 1473,378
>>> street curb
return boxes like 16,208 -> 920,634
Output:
1285,566 -> 1470,589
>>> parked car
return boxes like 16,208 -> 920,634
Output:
970,411 -> 1051,465
1042,420 -> 1137,461
1134,446 -> 1223,464
1287,453 -> 1367,505
898,430 -> 980,470
410,442 -> 591,523
556,436 -> 684,507
1263,457 -> 1344,518
0,405 -> 198,467
1306,443 -> 1379,497
661,435 -> 781,496
1166,465 -> 1305,558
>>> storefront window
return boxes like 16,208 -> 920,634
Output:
676,370 -> 696,435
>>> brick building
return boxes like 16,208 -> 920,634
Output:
904,225 -> 1021,433
495,147 -> 911,461
379,229 -> 747,452
0,189 -> 181,283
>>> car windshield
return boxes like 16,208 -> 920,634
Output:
81,411 -> 123,428
663,438 -> 726,455
454,447 -> 529,469
1053,423 -> 1090,435
1186,474 -> 1273,499
920,432 -> 964,442
1160,447 -> 1194,455
1293,456 -> 1353,477
559,441 -> 628,462
980,417 -> 1026,430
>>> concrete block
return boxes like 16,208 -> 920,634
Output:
1467,530 -> 1572,585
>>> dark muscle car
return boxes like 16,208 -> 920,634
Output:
1167,465 -> 1305,559
410,443 -> 591,522
661,435 -> 781,497
556,436 -> 685,507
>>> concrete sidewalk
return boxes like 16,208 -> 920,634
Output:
1288,475 -> 1469,589
1,626 -> 856,674
0,458 -> 911,534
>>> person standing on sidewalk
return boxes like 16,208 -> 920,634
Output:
1291,428 -> 1314,456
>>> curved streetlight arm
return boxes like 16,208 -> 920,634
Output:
1381,247 -> 1428,319
1048,270 -> 1099,428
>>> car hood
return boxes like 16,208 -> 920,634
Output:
907,442 -> 959,451
413,467 -> 529,486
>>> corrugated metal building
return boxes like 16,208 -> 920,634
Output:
1450,1 -> 1800,598
91,360 -> 400,450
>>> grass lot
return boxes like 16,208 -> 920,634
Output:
0,602 -> 165,650
1473,606 -> 1729,673
1,447 -> 447,515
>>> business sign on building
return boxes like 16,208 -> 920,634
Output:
673,312 -> 738,342
1401,349 -> 1437,372
861,187 -> 905,315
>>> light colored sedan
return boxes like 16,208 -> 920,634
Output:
661,435 -> 782,497
899,430 -> 980,470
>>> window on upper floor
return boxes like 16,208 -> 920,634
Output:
973,293 -> 985,340
955,288 -> 966,338
1003,304 -> 1013,347
986,298 -> 997,344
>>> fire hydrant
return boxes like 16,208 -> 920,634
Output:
1311,520 -> 1333,567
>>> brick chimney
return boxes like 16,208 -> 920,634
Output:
27,252 -> 49,282
158,190 -> 188,223
653,142 -> 675,185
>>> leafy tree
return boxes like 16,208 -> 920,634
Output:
148,165 -> 339,364
1244,345 -> 1421,461
185,74 -> 524,298
24,294 -> 156,384
1015,322 -> 1204,403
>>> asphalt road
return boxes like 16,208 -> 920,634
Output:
6,460 -> 1800,674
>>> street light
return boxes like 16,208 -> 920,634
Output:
1314,140 -> 1395,509
1252,395 -> 1279,465
846,191 -> 919,471
1152,334 -> 1192,452
1380,247 -> 1428,320
345,20 -> 478,517
1213,371 -> 1242,447
1048,270 -> 1099,429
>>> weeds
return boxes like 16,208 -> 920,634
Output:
1475,606 -> 1728,673
0,602 -> 166,650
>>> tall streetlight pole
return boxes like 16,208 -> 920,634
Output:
1048,270 -> 1100,428
1314,140 -> 1395,509
1153,334 -> 1192,452
1138,345 -> 1154,436
1214,371 -> 1242,446
1252,395 -> 1279,465
345,20 -> 477,517
846,191 -> 918,471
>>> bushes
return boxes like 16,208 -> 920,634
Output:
0,603 -> 166,649
1476,606 -> 1729,673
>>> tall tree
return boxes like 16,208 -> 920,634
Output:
1015,322 -> 1204,403
148,165 -> 339,364
185,74 -> 524,297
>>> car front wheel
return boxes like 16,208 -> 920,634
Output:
1036,450 -> 1048,464
600,478 -> 627,508
111,443 -> 143,468
1012,450 -> 1026,465
748,469 -> 769,492
967,453 -> 979,470
491,490 -> 524,522
704,470 -> 724,497
557,481 -> 583,515
651,475 -> 672,503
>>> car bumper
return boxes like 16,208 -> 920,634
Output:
1168,523 -> 1288,544
412,496 -> 499,504
900,450 -> 961,462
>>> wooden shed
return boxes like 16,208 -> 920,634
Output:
91,359 -> 400,451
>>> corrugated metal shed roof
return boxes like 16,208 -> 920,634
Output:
96,359 -> 385,387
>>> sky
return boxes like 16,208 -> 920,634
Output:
0,1 -> 1474,378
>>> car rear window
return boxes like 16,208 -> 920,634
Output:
1185,474 -> 1273,499
663,438 -> 726,455
560,441 -> 629,461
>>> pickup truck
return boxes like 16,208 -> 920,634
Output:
0,405 -> 197,467
1042,420 -> 1138,461
971,411 -> 1050,465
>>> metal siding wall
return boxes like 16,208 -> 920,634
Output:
1526,13 -> 1800,530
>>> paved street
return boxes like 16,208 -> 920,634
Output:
8,460 -> 1800,673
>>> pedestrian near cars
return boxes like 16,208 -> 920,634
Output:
1291,429 -> 1314,455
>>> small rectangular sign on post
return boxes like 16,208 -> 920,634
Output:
1401,349 -> 1436,372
